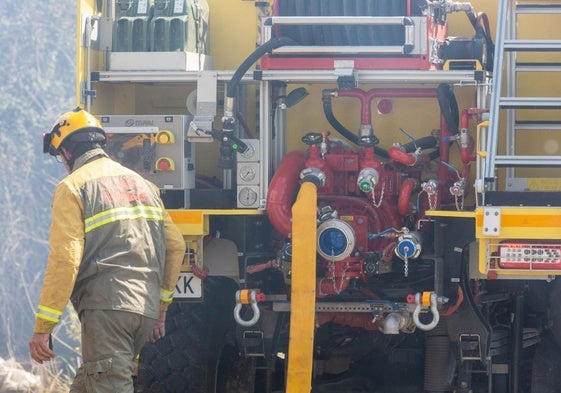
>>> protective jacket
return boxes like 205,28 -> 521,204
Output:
34,148 -> 185,334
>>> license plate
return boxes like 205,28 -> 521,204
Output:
174,272 -> 203,299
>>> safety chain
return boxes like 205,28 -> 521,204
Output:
421,180 -> 438,210
454,194 -> 464,211
370,182 -> 385,208
404,254 -> 409,277
450,178 -> 466,211
317,256 -> 336,297
327,256 -> 348,295
335,267 -> 348,294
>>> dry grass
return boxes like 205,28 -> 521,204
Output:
17,308 -> 81,393
29,361 -> 73,393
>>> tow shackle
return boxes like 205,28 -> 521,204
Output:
234,289 -> 263,327
412,292 -> 440,331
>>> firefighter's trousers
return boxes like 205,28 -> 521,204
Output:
70,309 -> 156,393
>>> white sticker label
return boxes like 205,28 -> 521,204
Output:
137,0 -> 148,14
174,0 -> 185,14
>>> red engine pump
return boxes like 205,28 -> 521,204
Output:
268,133 -> 425,294
265,85 -> 475,328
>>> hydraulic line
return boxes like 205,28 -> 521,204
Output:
402,135 -> 438,152
225,37 -> 296,114
435,83 -> 461,207
436,84 -> 459,136
323,89 -> 444,160
321,94 -> 389,158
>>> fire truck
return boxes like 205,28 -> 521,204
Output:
75,0 -> 561,391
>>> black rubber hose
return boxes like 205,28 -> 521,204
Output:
322,92 -> 389,158
226,37 -> 297,99
436,84 -> 459,135
401,135 -> 438,152
402,135 -> 440,161
322,94 -> 359,145
428,149 -> 440,161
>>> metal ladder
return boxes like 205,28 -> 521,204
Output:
484,0 -> 561,193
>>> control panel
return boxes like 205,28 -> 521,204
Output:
100,115 -> 195,191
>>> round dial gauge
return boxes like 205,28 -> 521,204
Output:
238,187 -> 258,207
239,166 -> 256,182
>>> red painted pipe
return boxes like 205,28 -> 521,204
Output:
266,151 -> 308,237
338,88 -> 437,126
398,178 -> 419,216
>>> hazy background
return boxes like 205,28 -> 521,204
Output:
0,0 -> 81,371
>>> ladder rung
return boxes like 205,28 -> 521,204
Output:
494,156 -> 561,167
504,40 -> 561,51
516,62 -> 561,72
499,97 -> 561,109
516,4 -> 561,14
515,120 -> 561,130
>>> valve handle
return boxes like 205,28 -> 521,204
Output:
399,127 -> 418,148
301,132 -> 324,146
205,129 -> 249,153
441,161 -> 461,180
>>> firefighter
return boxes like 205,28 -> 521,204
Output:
29,107 -> 185,392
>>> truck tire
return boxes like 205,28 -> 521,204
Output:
531,331 -> 561,393
136,276 -> 253,393
548,278 -> 561,348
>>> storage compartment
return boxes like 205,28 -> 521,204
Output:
109,0 -> 211,70
261,0 -> 435,70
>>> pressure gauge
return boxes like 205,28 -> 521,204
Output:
239,165 -> 256,182
238,187 -> 258,207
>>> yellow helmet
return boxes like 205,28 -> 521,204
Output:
43,107 -> 105,156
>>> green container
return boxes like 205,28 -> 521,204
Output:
113,0 -> 153,52
149,0 -> 209,53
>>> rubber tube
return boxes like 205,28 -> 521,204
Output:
401,135 -> 438,152
322,93 -> 389,158
266,151 -> 308,237
388,146 -> 417,166
436,84 -> 459,135
398,178 -> 419,216
321,93 -> 359,145
226,37 -> 296,99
